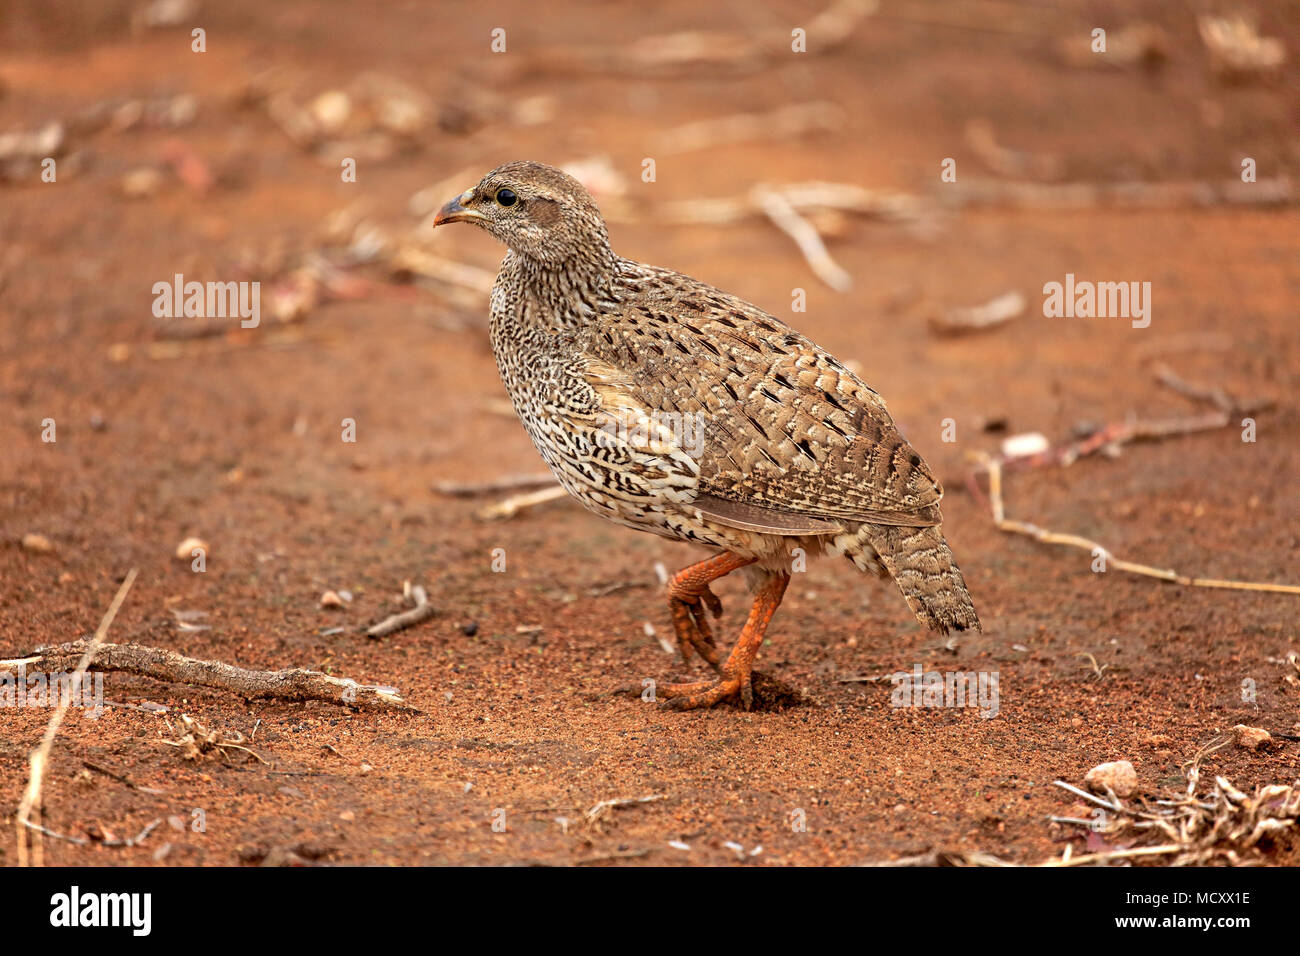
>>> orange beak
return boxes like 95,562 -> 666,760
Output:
432,189 -> 487,227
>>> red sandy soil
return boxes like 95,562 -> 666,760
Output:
1,1 -> 1298,865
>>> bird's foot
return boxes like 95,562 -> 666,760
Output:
668,584 -> 724,672
658,664 -> 753,710
659,569 -> 792,709
656,670 -> 806,711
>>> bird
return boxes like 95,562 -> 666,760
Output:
433,160 -> 980,710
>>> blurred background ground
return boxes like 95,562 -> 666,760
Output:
1,0 -> 1298,865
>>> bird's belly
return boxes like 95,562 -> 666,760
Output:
492,322 -> 739,550
518,407 -> 694,529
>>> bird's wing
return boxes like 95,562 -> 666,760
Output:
689,493 -> 847,534
583,266 -> 943,527
578,356 -> 846,535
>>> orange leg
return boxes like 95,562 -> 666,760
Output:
660,571 -> 790,710
667,553 -> 754,671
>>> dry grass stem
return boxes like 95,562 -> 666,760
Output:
14,569 -> 137,867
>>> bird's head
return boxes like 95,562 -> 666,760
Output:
432,160 -> 611,267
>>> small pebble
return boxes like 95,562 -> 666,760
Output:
1232,724 -> 1272,751
120,167 -> 163,198
1085,760 -> 1137,798
175,536 -> 208,560
21,533 -> 54,554
1001,432 -> 1050,458
310,90 -> 352,133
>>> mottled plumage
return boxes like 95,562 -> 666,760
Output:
435,160 -> 980,709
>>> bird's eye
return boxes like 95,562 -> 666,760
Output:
495,187 -> 518,207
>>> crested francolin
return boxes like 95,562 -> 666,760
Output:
434,160 -> 980,710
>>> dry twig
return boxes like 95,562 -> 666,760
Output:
388,245 -> 495,295
584,793 -> 667,828
751,185 -> 852,292
366,584 -> 436,638
568,0 -> 876,75
944,177 -> 1294,210
1152,362 -> 1249,415
660,102 -> 844,154
644,181 -> 927,227
433,472 -> 556,497
975,454 -> 1300,596
82,760 -> 164,795
3,639 -> 415,712
572,848 -> 653,865
477,484 -> 570,520
22,817 -> 162,850
964,119 -> 1063,180
859,850 -> 1015,867
928,290 -> 1025,336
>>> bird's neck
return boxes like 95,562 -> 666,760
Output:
503,246 -> 621,330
